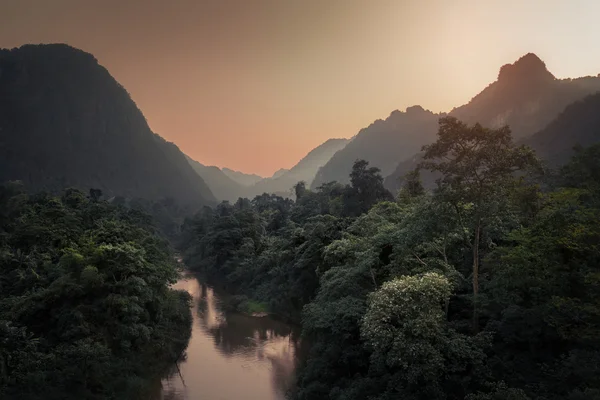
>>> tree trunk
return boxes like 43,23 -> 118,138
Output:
369,267 -> 377,288
472,220 -> 481,333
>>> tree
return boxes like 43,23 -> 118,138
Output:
420,117 -> 540,331
0,185 -> 191,399
294,181 -> 307,200
361,273 -> 490,399
345,160 -> 394,216
397,169 -> 426,203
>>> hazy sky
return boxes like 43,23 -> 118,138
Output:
1,0 -> 599,176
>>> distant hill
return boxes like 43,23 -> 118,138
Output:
384,53 -> 600,194
523,93 -> 600,166
311,107 -> 441,189
250,138 -> 349,197
0,44 -> 215,206
187,139 -> 349,202
186,156 -> 246,202
270,168 -> 289,179
222,168 -> 263,186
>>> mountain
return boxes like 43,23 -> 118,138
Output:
311,107 -> 441,189
222,168 -> 263,186
450,53 -> 600,139
186,156 -> 245,202
0,44 -> 215,206
384,53 -> 600,194
523,93 -> 600,166
271,168 -> 289,179
250,138 -> 350,196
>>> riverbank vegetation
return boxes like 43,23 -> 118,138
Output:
0,185 -> 192,400
181,117 -> 600,400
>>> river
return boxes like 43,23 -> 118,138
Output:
154,272 -> 302,400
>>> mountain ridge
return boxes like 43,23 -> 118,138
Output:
311,107 -> 441,189
222,168 -> 263,186
311,52 -> 600,193
0,43 -> 215,206
252,137 -> 349,196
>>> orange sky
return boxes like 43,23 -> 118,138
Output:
1,0 -> 599,176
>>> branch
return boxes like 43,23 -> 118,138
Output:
411,251 -> 428,267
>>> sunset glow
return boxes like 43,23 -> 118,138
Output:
2,0 -> 599,175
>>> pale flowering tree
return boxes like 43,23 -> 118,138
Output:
361,272 -> 490,399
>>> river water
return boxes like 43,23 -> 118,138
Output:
154,272 -> 302,400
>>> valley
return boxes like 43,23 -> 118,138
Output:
1,23 -> 600,400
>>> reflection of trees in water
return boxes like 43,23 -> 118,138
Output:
267,341 -> 299,398
156,275 -> 304,399
158,386 -> 185,400
194,279 -> 297,358
206,313 -> 296,357
194,276 -> 302,397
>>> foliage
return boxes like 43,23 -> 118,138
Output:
181,122 -> 600,400
0,184 -> 191,400
420,116 -> 541,331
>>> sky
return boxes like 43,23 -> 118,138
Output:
1,0 -> 599,176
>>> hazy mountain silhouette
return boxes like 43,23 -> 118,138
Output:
186,156 -> 246,202
187,138 -> 348,201
384,93 -> 600,193
222,168 -> 263,186
311,107 -> 441,189
450,53 -> 600,139
271,168 -> 289,179
0,44 -> 215,206
523,92 -> 600,166
250,138 -> 349,197
384,53 -> 600,193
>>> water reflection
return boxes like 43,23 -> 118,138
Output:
155,273 -> 301,400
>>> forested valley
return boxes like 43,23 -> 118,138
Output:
1,42 -> 600,400
180,117 -> 600,400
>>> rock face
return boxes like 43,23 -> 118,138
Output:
0,44 -> 215,206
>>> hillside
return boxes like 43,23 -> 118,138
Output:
0,44 -> 215,206
222,168 -> 263,186
311,107 -> 440,189
250,138 -> 349,197
186,156 -> 246,202
384,53 -> 600,193
524,92 -> 600,166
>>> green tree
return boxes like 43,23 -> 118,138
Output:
420,117 -> 540,331
362,273 -> 490,399
345,160 -> 394,216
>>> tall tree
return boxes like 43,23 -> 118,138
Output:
346,160 -> 394,216
420,117 -> 540,331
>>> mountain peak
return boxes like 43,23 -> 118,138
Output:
498,52 -> 555,84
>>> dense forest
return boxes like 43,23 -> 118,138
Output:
1,42 -> 599,400
0,185 -> 191,400
181,117 -> 600,400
